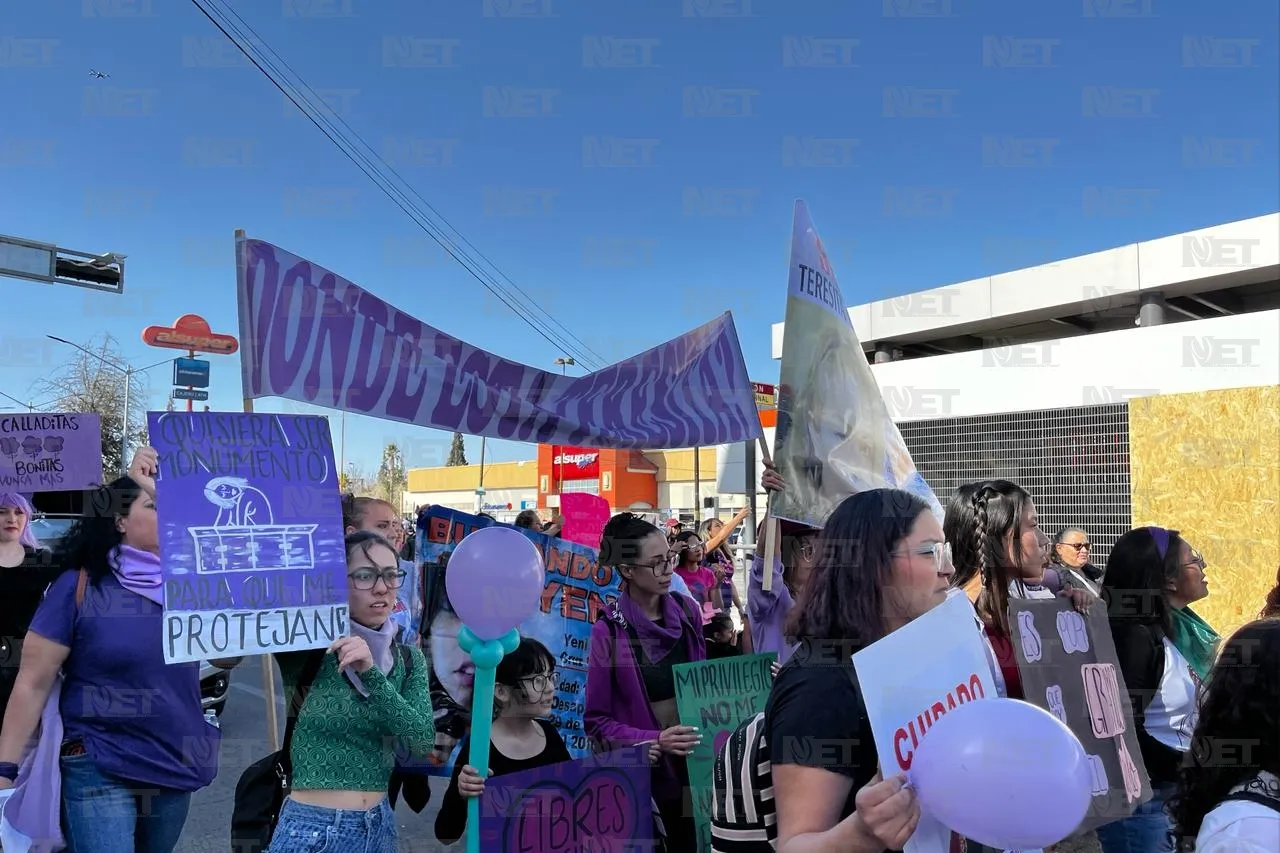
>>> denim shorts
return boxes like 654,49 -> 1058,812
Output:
267,797 -> 396,853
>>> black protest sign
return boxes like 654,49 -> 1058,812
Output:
1008,598 -> 1153,833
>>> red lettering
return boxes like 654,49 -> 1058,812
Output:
930,701 -> 945,724
561,585 -> 590,621
427,517 -> 449,544
969,673 -> 985,699
569,553 -> 592,581
546,547 -> 572,577
540,581 -> 561,615
893,727 -> 913,771
956,682 -> 972,703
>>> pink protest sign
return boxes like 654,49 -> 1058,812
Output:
559,493 -> 610,549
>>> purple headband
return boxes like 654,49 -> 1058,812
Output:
1146,526 -> 1171,560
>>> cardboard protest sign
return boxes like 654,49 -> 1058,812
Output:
674,653 -> 776,852
148,411 -> 349,663
0,412 -> 102,491
770,200 -> 942,528
417,506 -> 622,773
237,236 -> 762,448
478,746 -> 652,852
559,492 -> 610,549
1007,598 -> 1152,832
852,593 -> 998,853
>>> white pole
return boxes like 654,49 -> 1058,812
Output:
120,367 -> 131,475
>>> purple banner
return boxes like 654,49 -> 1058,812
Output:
148,411 -> 349,664
0,413 -> 103,492
236,237 -> 761,448
479,746 -> 652,852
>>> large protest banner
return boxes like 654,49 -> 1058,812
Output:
770,201 -> 942,528
236,236 -> 761,448
674,652 -> 776,852
853,593 -> 998,853
0,412 -> 102,491
1008,598 -> 1152,832
478,746 -> 652,852
148,411 -> 350,664
416,506 -> 622,773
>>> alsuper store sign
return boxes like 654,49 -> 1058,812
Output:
552,446 -> 600,481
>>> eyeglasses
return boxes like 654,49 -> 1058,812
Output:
517,671 -> 561,694
623,554 -> 677,576
893,541 -> 954,573
348,567 -> 408,590
1184,550 -> 1206,570
1060,541 -> 1092,552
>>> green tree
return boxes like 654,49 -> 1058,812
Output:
446,431 -> 468,466
375,443 -> 407,508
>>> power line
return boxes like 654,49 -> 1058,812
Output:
188,0 -> 607,371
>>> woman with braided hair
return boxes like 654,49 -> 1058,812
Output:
959,481 -> 1095,701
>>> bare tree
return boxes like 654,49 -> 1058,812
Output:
34,334 -> 150,475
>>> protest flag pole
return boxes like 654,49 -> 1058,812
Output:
236,227 -> 282,753
756,436 -> 779,592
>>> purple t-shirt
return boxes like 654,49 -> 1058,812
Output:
29,570 -> 219,792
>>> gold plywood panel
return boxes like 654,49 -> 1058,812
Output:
1129,385 -> 1280,638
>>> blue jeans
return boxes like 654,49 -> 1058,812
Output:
1096,786 -> 1174,853
267,798 -> 397,853
60,753 -> 191,853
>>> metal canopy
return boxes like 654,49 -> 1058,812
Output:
0,233 -> 125,294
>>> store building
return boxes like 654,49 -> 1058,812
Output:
760,211 -> 1278,637
404,445 -> 753,526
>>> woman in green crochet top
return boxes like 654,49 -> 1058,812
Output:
267,531 -> 435,853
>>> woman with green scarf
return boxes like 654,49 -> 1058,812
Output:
1100,525 -> 1220,853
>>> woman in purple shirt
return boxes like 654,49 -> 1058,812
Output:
0,449 -> 239,853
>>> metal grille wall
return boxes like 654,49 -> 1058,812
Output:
897,403 -> 1132,568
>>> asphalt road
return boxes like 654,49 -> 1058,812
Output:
177,664 -> 453,853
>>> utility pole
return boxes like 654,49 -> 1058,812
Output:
475,437 -> 487,514
693,447 -> 701,523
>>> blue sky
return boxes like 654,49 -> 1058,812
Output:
3,0 -> 1277,476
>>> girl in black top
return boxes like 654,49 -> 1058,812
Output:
768,489 -> 955,853
0,492 -> 61,719
435,638 -> 573,845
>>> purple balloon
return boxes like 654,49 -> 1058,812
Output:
445,526 -> 545,641
910,698 -> 1093,849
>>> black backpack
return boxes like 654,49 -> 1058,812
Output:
230,645 -> 415,853
709,711 -> 776,852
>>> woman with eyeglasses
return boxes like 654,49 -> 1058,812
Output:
1050,526 -> 1103,594
266,530 -> 434,853
343,494 -> 422,649
1097,527 -> 1218,853
768,488 -> 954,853
586,512 -> 707,850
434,637 -> 571,844
672,530 -> 723,615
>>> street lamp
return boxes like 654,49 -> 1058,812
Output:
554,357 -> 575,375
46,336 -> 172,475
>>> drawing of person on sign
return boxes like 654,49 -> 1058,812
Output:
776,321 -> 888,528
205,476 -> 273,527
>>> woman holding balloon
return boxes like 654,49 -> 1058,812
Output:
434,638 -> 573,845
586,512 -> 707,849
767,488 -> 951,851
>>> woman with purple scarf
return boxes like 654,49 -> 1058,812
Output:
586,513 -> 707,849
0,448 -> 240,853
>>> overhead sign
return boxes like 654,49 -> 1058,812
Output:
552,447 -> 600,481
173,357 -> 211,388
481,502 -> 513,512
752,381 -> 777,410
143,314 -> 239,355
172,388 -> 209,401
